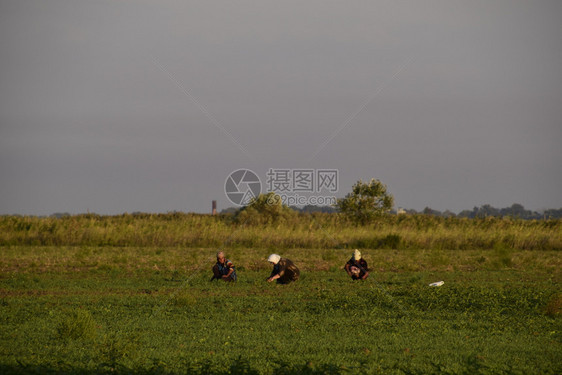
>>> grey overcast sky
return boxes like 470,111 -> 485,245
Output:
1,0 -> 561,215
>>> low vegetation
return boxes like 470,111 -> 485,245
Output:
0,213 -> 560,250
0,214 -> 560,373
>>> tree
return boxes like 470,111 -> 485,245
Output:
543,208 -> 562,219
442,210 -> 456,218
336,179 -> 394,224
234,192 -> 295,225
457,210 -> 473,218
422,207 -> 442,216
476,204 -> 500,218
500,203 -> 531,219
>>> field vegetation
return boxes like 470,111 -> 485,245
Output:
0,213 -> 560,250
1,213 -> 560,374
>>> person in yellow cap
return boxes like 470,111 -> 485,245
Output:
266,254 -> 300,284
344,249 -> 369,280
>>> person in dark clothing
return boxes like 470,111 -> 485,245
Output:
211,251 -> 237,282
345,249 -> 369,280
266,254 -> 300,284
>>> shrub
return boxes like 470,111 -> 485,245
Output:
56,308 -> 98,341
545,293 -> 561,317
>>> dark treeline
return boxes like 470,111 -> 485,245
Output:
222,203 -> 561,219
7,203 -> 560,220
422,203 -> 562,220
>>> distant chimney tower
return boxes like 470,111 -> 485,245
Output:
212,200 -> 217,215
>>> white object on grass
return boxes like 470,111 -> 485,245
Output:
429,281 -> 444,287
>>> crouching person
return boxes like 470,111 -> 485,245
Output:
211,251 -> 237,282
267,254 -> 300,284
345,249 -> 369,280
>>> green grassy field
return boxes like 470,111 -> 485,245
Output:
1,243 -> 561,374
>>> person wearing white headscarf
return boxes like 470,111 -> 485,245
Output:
267,254 -> 300,284
344,249 -> 369,280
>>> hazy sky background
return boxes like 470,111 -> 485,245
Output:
1,0 -> 561,215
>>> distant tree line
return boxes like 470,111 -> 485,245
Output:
43,203 -> 562,220
221,203 -> 562,220
455,204 -> 562,220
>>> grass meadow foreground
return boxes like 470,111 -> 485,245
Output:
1,244 -> 561,374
